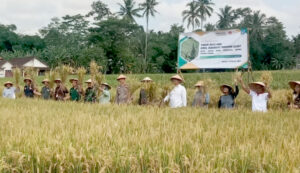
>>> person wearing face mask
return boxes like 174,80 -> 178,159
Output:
218,81 -> 239,109
238,76 -> 272,112
288,81 -> 300,109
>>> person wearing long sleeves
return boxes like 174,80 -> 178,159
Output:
192,81 -> 210,107
164,75 -> 187,108
288,81 -> 300,109
99,83 -> 111,104
2,81 -> 18,99
218,83 -> 239,109
115,75 -> 131,104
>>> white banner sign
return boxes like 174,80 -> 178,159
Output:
178,29 -> 249,69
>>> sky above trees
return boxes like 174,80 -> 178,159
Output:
0,0 -> 299,36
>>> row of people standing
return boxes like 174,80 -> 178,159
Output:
2,75 -> 300,111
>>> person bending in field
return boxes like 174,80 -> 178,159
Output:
99,83 -> 111,104
23,78 -> 40,98
192,81 -> 210,108
69,78 -> 82,102
54,79 -> 69,101
164,75 -> 187,108
238,77 -> 272,112
41,79 -> 52,100
139,77 -> 152,105
288,81 -> 300,109
2,81 -> 19,99
84,79 -> 97,103
218,82 -> 239,109
115,75 -> 131,105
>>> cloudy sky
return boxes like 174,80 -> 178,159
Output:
0,0 -> 299,37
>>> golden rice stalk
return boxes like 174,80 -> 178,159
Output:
56,65 -> 73,84
46,70 -> 57,89
77,67 -> 87,85
202,78 -> 214,93
260,71 -> 273,87
13,68 -> 21,86
89,60 -> 100,82
144,82 -> 158,102
233,71 -> 242,84
95,73 -> 104,87
24,67 -> 38,84
160,84 -> 172,100
127,77 -> 141,95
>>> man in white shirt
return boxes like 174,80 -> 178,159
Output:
2,81 -> 17,99
238,77 -> 272,112
164,74 -> 187,108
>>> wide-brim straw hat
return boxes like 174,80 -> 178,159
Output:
69,78 -> 79,83
117,74 -> 127,80
289,81 -> 300,91
24,78 -> 32,83
195,81 -> 204,87
4,81 -> 13,87
170,74 -> 183,82
141,77 -> 152,82
54,78 -> 62,83
249,82 -> 266,92
101,83 -> 111,90
220,84 -> 233,92
85,79 -> 93,83
42,79 -> 50,84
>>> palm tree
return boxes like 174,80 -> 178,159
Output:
140,0 -> 159,71
217,5 -> 237,29
197,0 -> 214,30
117,0 -> 141,23
182,1 -> 201,30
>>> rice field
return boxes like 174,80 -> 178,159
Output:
0,70 -> 300,172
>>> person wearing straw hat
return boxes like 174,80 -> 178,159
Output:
23,78 -> 40,98
288,81 -> 300,109
69,78 -> 82,102
192,81 -> 210,107
164,74 -> 187,108
139,77 -> 152,105
84,79 -> 96,103
99,83 -> 111,104
41,79 -> 51,100
238,76 -> 272,112
115,74 -> 131,104
54,78 -> 69,101
2,81 -> 18,99
218,82 -> 239,109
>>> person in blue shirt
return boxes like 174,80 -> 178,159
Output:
2,81 -> 19,99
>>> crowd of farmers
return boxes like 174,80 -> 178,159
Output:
2,74 -> 300,112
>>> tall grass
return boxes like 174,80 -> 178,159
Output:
0,98 -> 300,172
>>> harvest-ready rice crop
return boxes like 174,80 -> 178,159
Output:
0,70 -> 300,172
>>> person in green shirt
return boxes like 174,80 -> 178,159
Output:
69,78 -> 82,101
84,79 -> 96,103
99,83 -> 111,104
41,79 -> 51,100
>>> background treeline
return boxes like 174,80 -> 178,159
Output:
0,0 -> 299,73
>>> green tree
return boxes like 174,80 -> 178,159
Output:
117,0 -> 141,23
217,5 -> 237,29
140,0 -> 159,72
87,0 -> 111,21
204,23 -> 216,31
197,0 -> 214,30
182,1 -> 201,30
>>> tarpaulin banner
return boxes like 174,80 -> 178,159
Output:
178,29 -> 249,69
